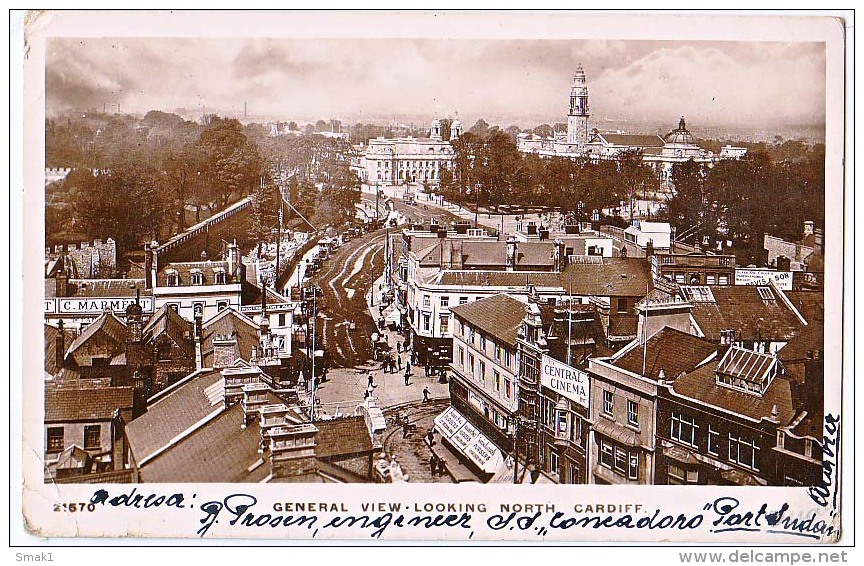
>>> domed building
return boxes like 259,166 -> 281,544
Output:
517,65 -> 747,187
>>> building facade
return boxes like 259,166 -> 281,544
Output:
361,118 -> 461,186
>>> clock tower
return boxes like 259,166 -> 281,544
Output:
566,63 -> 590,149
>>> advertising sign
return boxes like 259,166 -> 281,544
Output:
50,296 -> 155,314
734,268 -> 793,290
541,354 -> 590,408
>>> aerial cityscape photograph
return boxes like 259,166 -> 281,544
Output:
40,29 -> 828,490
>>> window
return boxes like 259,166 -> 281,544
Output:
708,425 -> 720,456
718,274 -> 730,285
569,463 -> 580,484
627,400 -> 639,427
423,294 -> 430,308
628,452 -> 639,480
504,376 -> 513,400
668,464 -> 699,484
478,361 -> 486,383
47,427 -> 64,453
706,273 -> 717,285
729,433 -> 759,471
166,272 -> 179,287
191,271 -> 204,286
439,314 -> 449,334
157,339 -> 171,362
616,298 -> 630,315
459,296 -> 468,305
214,270 -> 227,285
468,353 -> 475,376
217,300 -> 229,312
278,313 -> 286,327
84,425 -> 101,450
458,346 -> 465,368
670,412 -> 699,447
168,303 -> 180,313
495,344 -> 502,361
458,320 -> 464,336
479,334 -> 487,351
504,349 -> 512,367
555,411 -> 568,438
603,390 -> 614,416
469,329 -> 475,344
422,314 -> 430,332
550,451 -> 560,475
493,370 -> 501,392
570,415 -> 582,444
440,296 -> 449,308
600,439 -> 614,468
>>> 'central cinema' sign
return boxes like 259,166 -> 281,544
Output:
541,354 -> 590,409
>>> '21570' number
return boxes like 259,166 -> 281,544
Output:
54,502 -> 96,512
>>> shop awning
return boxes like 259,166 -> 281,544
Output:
434,406 -> 504,475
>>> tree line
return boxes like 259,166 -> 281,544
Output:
46,111 -> 361,262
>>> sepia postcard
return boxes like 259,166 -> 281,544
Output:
16,10 -> 851,544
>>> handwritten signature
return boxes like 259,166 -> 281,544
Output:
808,413 -> 840,510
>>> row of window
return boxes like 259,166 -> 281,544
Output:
601,389 -> 639,428
457,321 -> 514,367
669,411 -> 760,471
165,270 -> 228,287
665,272 -> 731,285
457,346 -> 515,402
598,437 -> 640,480
424,294 -> 471,308
47,425 -> 100,453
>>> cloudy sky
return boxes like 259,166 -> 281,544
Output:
46,37 -> 825,132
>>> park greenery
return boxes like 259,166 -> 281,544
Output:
46,111 -> 361,258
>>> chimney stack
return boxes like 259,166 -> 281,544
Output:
803,220 -> 815,237
55,319 -> 66,370
241,382 -> 270,428
506,236 -> 517,271
269,423 -> 319,480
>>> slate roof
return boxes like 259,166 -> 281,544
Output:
784,291 -> 824,326
143,305 -> 195,359
683,285 -> 805,342
241,280 -> 293,308
45,279 -> 147,299
124,370 -> 223,464
200,309 -> 261,367
45,386 -> 134,423
415,241 -> 556,270
44,323 -> 75,375
560,257 -> 653,297
138,403 -> 271,483
314,416 -> 374,459
157,261 -> 232,287
612,327 -> 717,381
65,312 -> 127,358
433,270 -> 561,289
450,294 -> 528,347
672,362 -> 796,424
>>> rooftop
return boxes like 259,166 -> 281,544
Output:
124,370 -> 223,464
671,361 -> 795,424
45,385 -> 134,423
65,312 -> 127,359
611,327 -> 717,381
682,285 -> 805,342
450,294 -> 528,348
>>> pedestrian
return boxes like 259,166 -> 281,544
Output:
423,386 -> 430,403
424,365 -> 429,378
430,454 -> 438,477
402,420 -> 410,438
397,354 -> 402,370
426,428 -> 435,447
437,457 -> 446,476
368,373 -> 374,388
404,366 -> 410,386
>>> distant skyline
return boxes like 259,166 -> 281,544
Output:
47,37 -> 826,135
